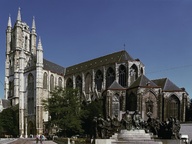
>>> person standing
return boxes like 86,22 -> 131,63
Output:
36,134 -> 40,144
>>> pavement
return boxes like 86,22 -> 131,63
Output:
0,138 -> 57,144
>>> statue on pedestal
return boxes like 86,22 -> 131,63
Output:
133,110 -> 142,129
112,114 -> 120,133
121,110 -> 133,130
104,116 -> 112,138
97,114 -> 105,138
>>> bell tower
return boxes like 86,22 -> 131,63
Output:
4,8 -> 37,137
4,7 -> 37,104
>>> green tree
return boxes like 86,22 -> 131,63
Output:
0,105 -> 19,137
81,99 -> 104,137
42,87 -> 85,137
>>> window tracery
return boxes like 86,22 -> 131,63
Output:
85,73 -> 92,93
106,67 -> 115,88
95,70 -> 103,91
119,65 -> 126,87
58,77 -> 62,87
27,73 -> 34,114
76,75 -> 82,93
50,74 -> 54,91
66,78 -> 73,88
43,72 -> 47,89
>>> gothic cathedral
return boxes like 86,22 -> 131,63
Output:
4,9 -> 189,137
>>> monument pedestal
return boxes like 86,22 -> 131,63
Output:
111,129 -> 162,144
95,129 -> 162,144
95,139 -> 116,144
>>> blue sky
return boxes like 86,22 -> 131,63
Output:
0,0 -> 192,98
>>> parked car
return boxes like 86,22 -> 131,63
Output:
181,134 -> 189,144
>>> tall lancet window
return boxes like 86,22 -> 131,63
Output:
25,36 -> 28,50
43,72 -> 47,89
27,73 -> 34,114
76,75 -> 82,93
130,64 -> 138,84
58,77 -> 62,87
66,78 -> 73,88
50,74 -> 54,91
9,81 -> 14,98
95,70 -> 103,91
85,73 -> 92,94
119,65 -> 127,87
106,67 -> 115,88
167,95 -> 180,120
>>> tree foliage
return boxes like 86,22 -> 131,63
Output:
81,99 -> 104,136
42,87 -> 85,137
0,105 -> 19,137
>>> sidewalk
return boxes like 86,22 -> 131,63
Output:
32,141 -> 57,144
8,138 -> 57,144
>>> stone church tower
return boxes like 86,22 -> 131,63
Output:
4,8 -> 64,137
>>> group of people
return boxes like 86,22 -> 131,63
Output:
36,134 -> 45,144
91,110 -> 181,140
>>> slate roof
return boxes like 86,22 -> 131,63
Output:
152,78 -> 183,92
65,50 -> 135,75
43,59 -> 65,76
128,75 -> 159,89
108,81 -> 126,90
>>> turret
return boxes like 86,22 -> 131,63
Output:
36,37 -> 44,134
19,47 -> 25,137
14,8 -> 23,49
4,15 -> 12,99
36,37 -> 43,67
6,15 -> 12,54
31,16 -> 37,55
16,7 -> 21,22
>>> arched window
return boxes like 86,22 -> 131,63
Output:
106,67 -> 115,88
119,65 -> 127,87
25,36 -> 28,50
95,70 -> 103,91
50,74 -> 54,91
27,73 -> 34,114
43,72 -> 47,89
85,73 -> 92,93
140,67 -> 144,75
76,75 -> 82,93
167,95 -> 180,120
130,64 -> 138,84
66,78 -> 73,88
58,77 -> 62,87
8,81 -> 14,98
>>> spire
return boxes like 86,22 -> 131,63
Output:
17,7 -> 21,21
32,16 -> 36,30
36,37 -> 43,67
7,15 -> 12,27
37,37 -> 43,50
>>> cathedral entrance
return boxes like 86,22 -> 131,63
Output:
28,121 -> 35,136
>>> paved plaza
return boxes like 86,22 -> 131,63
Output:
180,123 -> 192,141
0,138 -> 57,144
